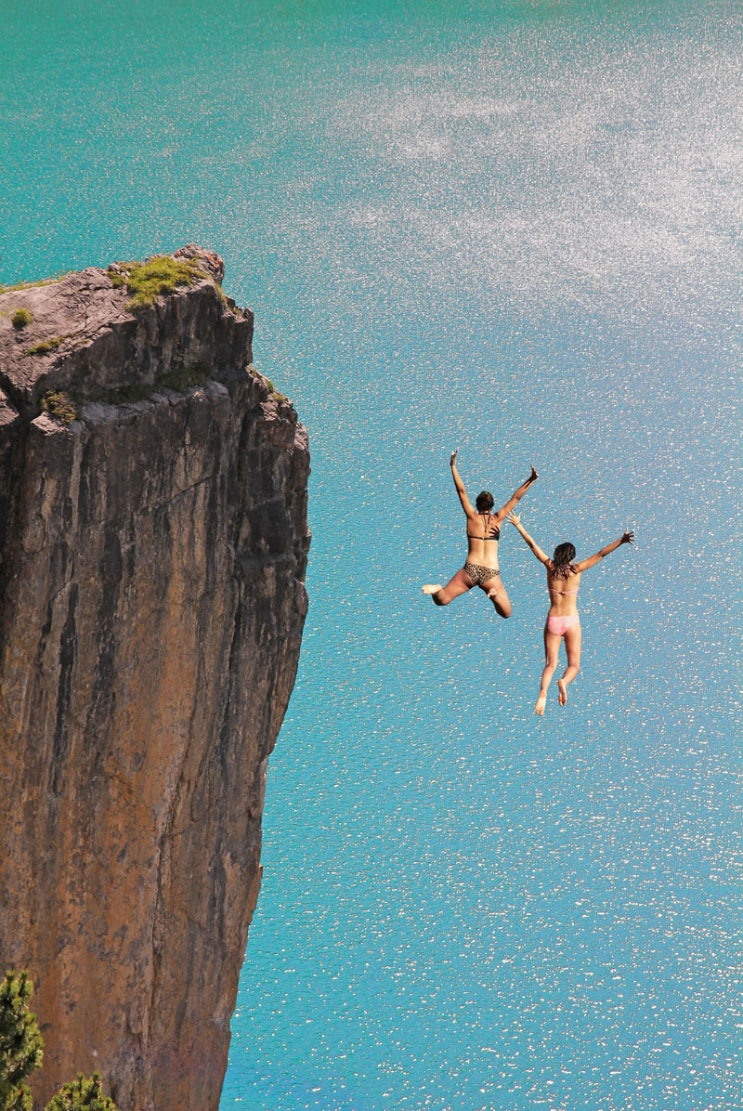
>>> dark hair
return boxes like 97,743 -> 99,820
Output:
475,490 -> 494,512
551,542 -> 576,579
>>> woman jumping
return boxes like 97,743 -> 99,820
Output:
507,512 -> 634,713
422,450 -> 538,618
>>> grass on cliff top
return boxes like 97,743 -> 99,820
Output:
0,274 -> 68,297
41,390 -> 77,425
25,335 -> 64,356
11,307 -> 33,329
111,256 -> 208,308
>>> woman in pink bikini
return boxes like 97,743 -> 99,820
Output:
422,450 -> 538,618
507,512 -> 634,715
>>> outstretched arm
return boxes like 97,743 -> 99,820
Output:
507,512 -> 550,565
574,530 -> 635,573
495,466 -> 538,522
449,448 -> 476,517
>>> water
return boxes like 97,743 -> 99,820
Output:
2,3 -> 741,1109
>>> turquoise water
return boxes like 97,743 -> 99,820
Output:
2,3 -> 741,1109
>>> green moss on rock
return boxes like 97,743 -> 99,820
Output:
11,308 -> 33,329
41,391 -> 77,425
112,256 -> 208,309
25,337 -> 63,356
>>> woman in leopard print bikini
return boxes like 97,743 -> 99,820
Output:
422,449 -> 538,618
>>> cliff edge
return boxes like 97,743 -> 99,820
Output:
0,248 -> 310,1110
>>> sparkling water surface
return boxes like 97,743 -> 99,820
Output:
1,3 -> 741,1109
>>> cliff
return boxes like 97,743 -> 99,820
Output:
0,248 -> 310,1110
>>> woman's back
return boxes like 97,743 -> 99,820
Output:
546,564 -> 581,615
466,513 -> 501,565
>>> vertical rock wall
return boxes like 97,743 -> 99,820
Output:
0,250 -> 310,1110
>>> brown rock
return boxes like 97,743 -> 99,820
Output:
0,249 -> 310,1110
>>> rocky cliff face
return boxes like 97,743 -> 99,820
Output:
0,248 -> 310,1111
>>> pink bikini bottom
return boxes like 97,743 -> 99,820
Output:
547,614 -> 580,636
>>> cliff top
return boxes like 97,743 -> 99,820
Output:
0,246 -> 254,419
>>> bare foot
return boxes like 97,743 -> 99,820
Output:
557,679 -> 568,706
534,695 -> 547,716
422,584 -> 442,594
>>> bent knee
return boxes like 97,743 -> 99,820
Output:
488,593 -> 511,618
432,592 -> 448,606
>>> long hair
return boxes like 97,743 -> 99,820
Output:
551,542 -> 576,579
475,490 -> 494,512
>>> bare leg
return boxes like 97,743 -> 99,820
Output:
482,574 -> 512,619
422,567 -> 473,606
557,623 -> 582,706
535,627 -> 562,716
